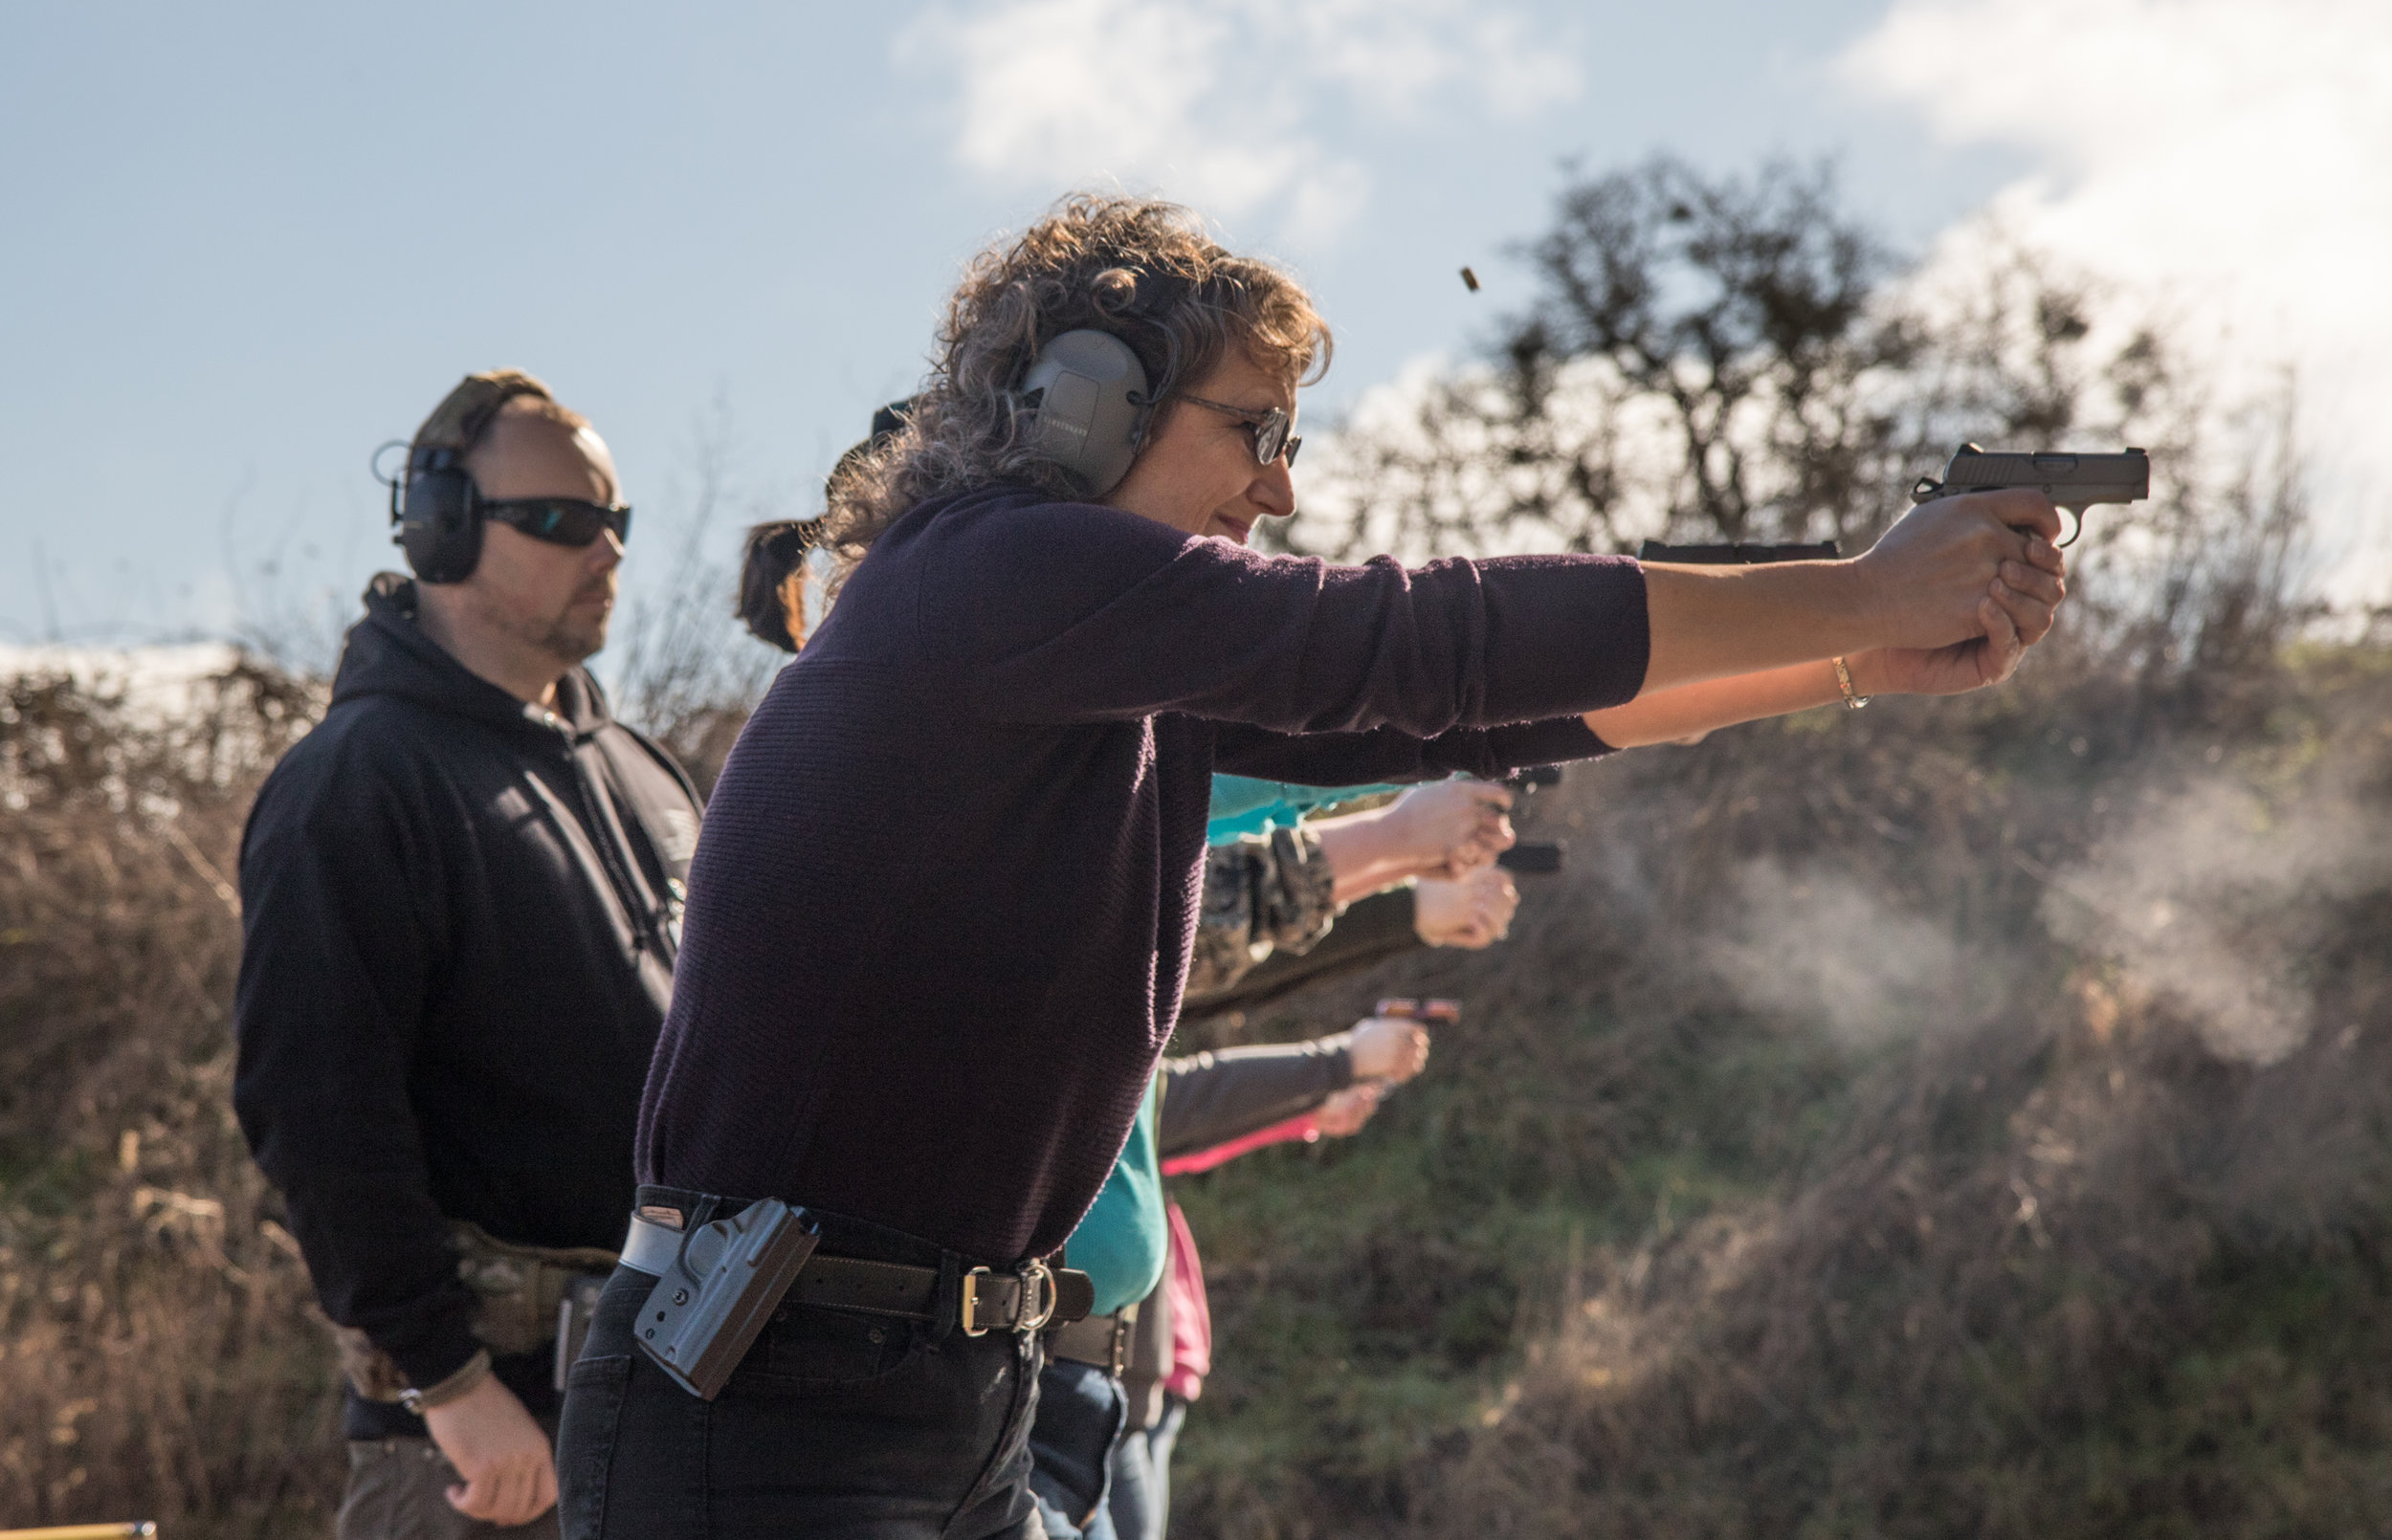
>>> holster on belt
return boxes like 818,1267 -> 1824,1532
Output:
332,1220 -> 618,1403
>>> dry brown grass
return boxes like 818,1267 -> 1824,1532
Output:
0,610 -> 753,1536
1,664 -> 342,1537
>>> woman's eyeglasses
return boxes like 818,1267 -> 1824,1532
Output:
483,497 -> 633,547
1180,394 -> 1301,469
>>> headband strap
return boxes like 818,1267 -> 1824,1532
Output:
412,371 -> 558,455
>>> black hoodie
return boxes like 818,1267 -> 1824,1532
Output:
233,575 -> 701,1436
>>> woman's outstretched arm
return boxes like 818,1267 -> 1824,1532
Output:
1638,489 -> 2066,693
1591,543 -> 2066,747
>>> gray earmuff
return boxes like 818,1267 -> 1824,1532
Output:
1017,329 -> 1152,497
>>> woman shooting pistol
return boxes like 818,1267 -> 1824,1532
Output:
556,193 -> 2064,1540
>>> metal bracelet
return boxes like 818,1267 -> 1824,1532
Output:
1831,656 -> 1871,710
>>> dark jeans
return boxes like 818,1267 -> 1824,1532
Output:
1104,1396 -> 1186,1540
1028,1359 -> 1126,1540
555,1199 -> 1045,1540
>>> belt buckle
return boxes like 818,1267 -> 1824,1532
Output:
960,1260 -> 1057,1336
1017,1259 -> 1057,1333
960,1266 -> 993,1336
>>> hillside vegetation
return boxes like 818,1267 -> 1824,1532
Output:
1167,641 -> 2392,1537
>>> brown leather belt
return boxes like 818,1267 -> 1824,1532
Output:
621,1211 -> 1091,1337
1046,1307 -> 1135,1375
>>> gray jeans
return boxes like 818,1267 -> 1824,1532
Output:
340,1435 -> 562,1540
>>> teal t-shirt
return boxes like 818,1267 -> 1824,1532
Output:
1064,776 -> 1425,1309
1064,1078 -> 1166,1316
1206,774 -> 1406,844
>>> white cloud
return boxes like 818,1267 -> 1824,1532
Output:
1843,0 -> 2392,597
897,0 -> 1577,242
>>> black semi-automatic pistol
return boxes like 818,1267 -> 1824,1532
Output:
1911,443 -> 2149,547
1496,842 -> 1563,875
1496,765 -> 1565,876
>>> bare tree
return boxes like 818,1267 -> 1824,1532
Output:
1281,155 -> 2317,695
604,398 -> 786,792
1284,159 -> 1924,559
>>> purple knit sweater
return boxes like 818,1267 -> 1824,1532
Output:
636,487 -> 1649,1262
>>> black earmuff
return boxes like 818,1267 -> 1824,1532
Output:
377,376 -> 551,584
391,443 -> 486,584
1013,267 -> 1192,498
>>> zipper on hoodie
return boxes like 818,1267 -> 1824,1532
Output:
543,711 -> 665,959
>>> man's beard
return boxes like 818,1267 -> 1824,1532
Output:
457,572 -> 614,669
539,585 -> 613,665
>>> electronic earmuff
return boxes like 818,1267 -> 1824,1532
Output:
1018,331 -> 1153,497
391,443 -> 484,584
371,372 -> 555,584
1012,267 -> 1192,497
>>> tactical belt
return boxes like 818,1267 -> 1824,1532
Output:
1046,1307 -> 1136,1376
620,1212 -> 1090,1337
336,1221 -> 616,1411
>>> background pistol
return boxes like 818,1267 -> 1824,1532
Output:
1497,765 -> 1565,876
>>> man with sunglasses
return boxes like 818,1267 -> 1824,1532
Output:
234,371 -> 702,1538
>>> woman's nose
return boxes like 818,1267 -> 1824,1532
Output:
1251,460 -> 1297,519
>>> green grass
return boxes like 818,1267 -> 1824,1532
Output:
1170,997 -> 1857,1533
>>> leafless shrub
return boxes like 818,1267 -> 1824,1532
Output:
1163,649 -> 2392,1539
1,663 -> 342,1537
603,399 -> 786,793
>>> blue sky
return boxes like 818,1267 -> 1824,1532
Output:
8,0 -> 2377,660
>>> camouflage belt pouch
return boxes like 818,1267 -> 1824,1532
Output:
328,1221 -> 621,1400
449,1220 -> 621,1357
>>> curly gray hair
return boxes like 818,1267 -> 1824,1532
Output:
817,193 -> 1332,577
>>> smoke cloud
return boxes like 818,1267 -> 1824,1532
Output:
1704,859 -> 1971,1050
2040,776 -> 2392,1065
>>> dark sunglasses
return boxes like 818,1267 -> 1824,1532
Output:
1181,393 -> 1301,469
483,497 -> 633,547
